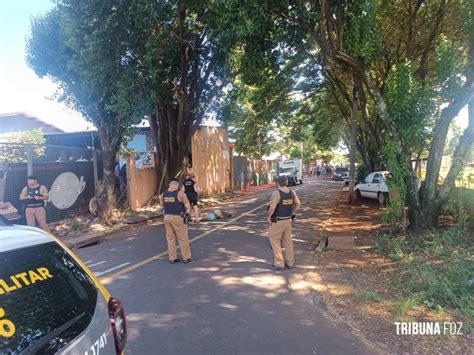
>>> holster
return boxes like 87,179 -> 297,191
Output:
182,212 -> 190,224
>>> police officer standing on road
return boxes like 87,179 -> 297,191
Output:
159,178 -> 193,264
182,173 -> 200,222
267,175 -> 301,271
19,175 -> 50,232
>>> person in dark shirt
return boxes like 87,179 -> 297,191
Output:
118,163 -> 127,191
182,173 -> 200,222
19,175 -> 50,232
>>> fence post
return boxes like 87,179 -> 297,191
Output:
93,149 -> 98,194
26,144 -> 33,176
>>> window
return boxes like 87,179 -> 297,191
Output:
372,174 -> 382,184
0,242 -> 98,354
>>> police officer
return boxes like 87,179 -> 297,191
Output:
160,178 -> 193,264
267,175 -> 301,271
182,173 -> 200,222
19,175 -> 50,232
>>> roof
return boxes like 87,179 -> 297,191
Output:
44,130 -> 98,137
0,226 -> 54,252
0,112 -> 64,134
43,127 -> 150,136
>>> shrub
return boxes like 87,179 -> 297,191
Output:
376,228 -> 473,320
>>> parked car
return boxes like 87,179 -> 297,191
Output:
355,171 -> 390,205
332,167 -> 350,181
0,226 -> 127,354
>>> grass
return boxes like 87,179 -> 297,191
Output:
355,290 -> 382,303
71,222 -> 82,232
376,227 -> 474,321
394,297 -> 419,319
417,165 -> 474,189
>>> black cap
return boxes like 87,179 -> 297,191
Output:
277,175 -> 288,185
27,175 -> 38,180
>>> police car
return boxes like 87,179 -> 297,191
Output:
0,226 -> 127,354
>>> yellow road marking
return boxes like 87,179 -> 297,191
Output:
101,184 -> 306,284
100,201 -> 268,284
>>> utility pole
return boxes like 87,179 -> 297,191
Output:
349,82 -> 359,203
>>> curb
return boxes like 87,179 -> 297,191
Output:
63,232 -> 106,249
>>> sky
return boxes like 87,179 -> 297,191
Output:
0,0 -> 469,134
0,0 -> 92,132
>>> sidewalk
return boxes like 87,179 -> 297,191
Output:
298,181 -> 470,354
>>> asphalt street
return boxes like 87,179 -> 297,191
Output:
76,178 -> 375,355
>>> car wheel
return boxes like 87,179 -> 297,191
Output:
299,179 -> 303,184
378,192 -> 386,206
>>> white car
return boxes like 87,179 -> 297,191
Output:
355,171 -> 390,205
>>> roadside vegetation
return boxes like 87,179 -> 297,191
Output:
376,194 -> 473,323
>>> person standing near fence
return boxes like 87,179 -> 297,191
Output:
19,175 -> 50,232
182,173 -> 200,222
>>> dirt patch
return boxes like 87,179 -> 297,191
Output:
306,191 -> 472,354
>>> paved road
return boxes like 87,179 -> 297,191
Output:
77,178 -> 375,355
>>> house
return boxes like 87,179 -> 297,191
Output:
0,112 -> 63,135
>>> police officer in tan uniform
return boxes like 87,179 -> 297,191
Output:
19,175 -> 50,232
159,178 -> 193,264
267,175 -> 301,271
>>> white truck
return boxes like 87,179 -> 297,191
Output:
278,159 -> 303,186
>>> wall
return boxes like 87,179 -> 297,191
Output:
191,127 -> 231,197
127,154 -> 158,210
232,156 -> 278,190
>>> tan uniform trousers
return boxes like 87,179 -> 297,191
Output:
25,207 -> 50,232
268,218 -> 294,268
164,215 -> 192,261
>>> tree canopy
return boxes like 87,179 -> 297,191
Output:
26,0 -> 473,229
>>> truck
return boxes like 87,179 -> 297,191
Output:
277,159 -> 303,186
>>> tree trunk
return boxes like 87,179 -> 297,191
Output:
101,147 -> 117,226
421,89 -> 474,228
152,104 -> 194,194
438,99 -> 474,202
96,123 -> 121,226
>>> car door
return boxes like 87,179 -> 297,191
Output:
370,173 -> 382,198
359,173 -> 374,197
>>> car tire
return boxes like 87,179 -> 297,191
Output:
299,179 -> 303,184
378,192 -> 387,206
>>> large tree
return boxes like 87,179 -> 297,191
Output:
264,0 -> 473,229
27,2 -> 143,224
120,1 -> 231,192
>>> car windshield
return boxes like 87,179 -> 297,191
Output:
279,168 -> 295,173
0,241 -> 98,354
